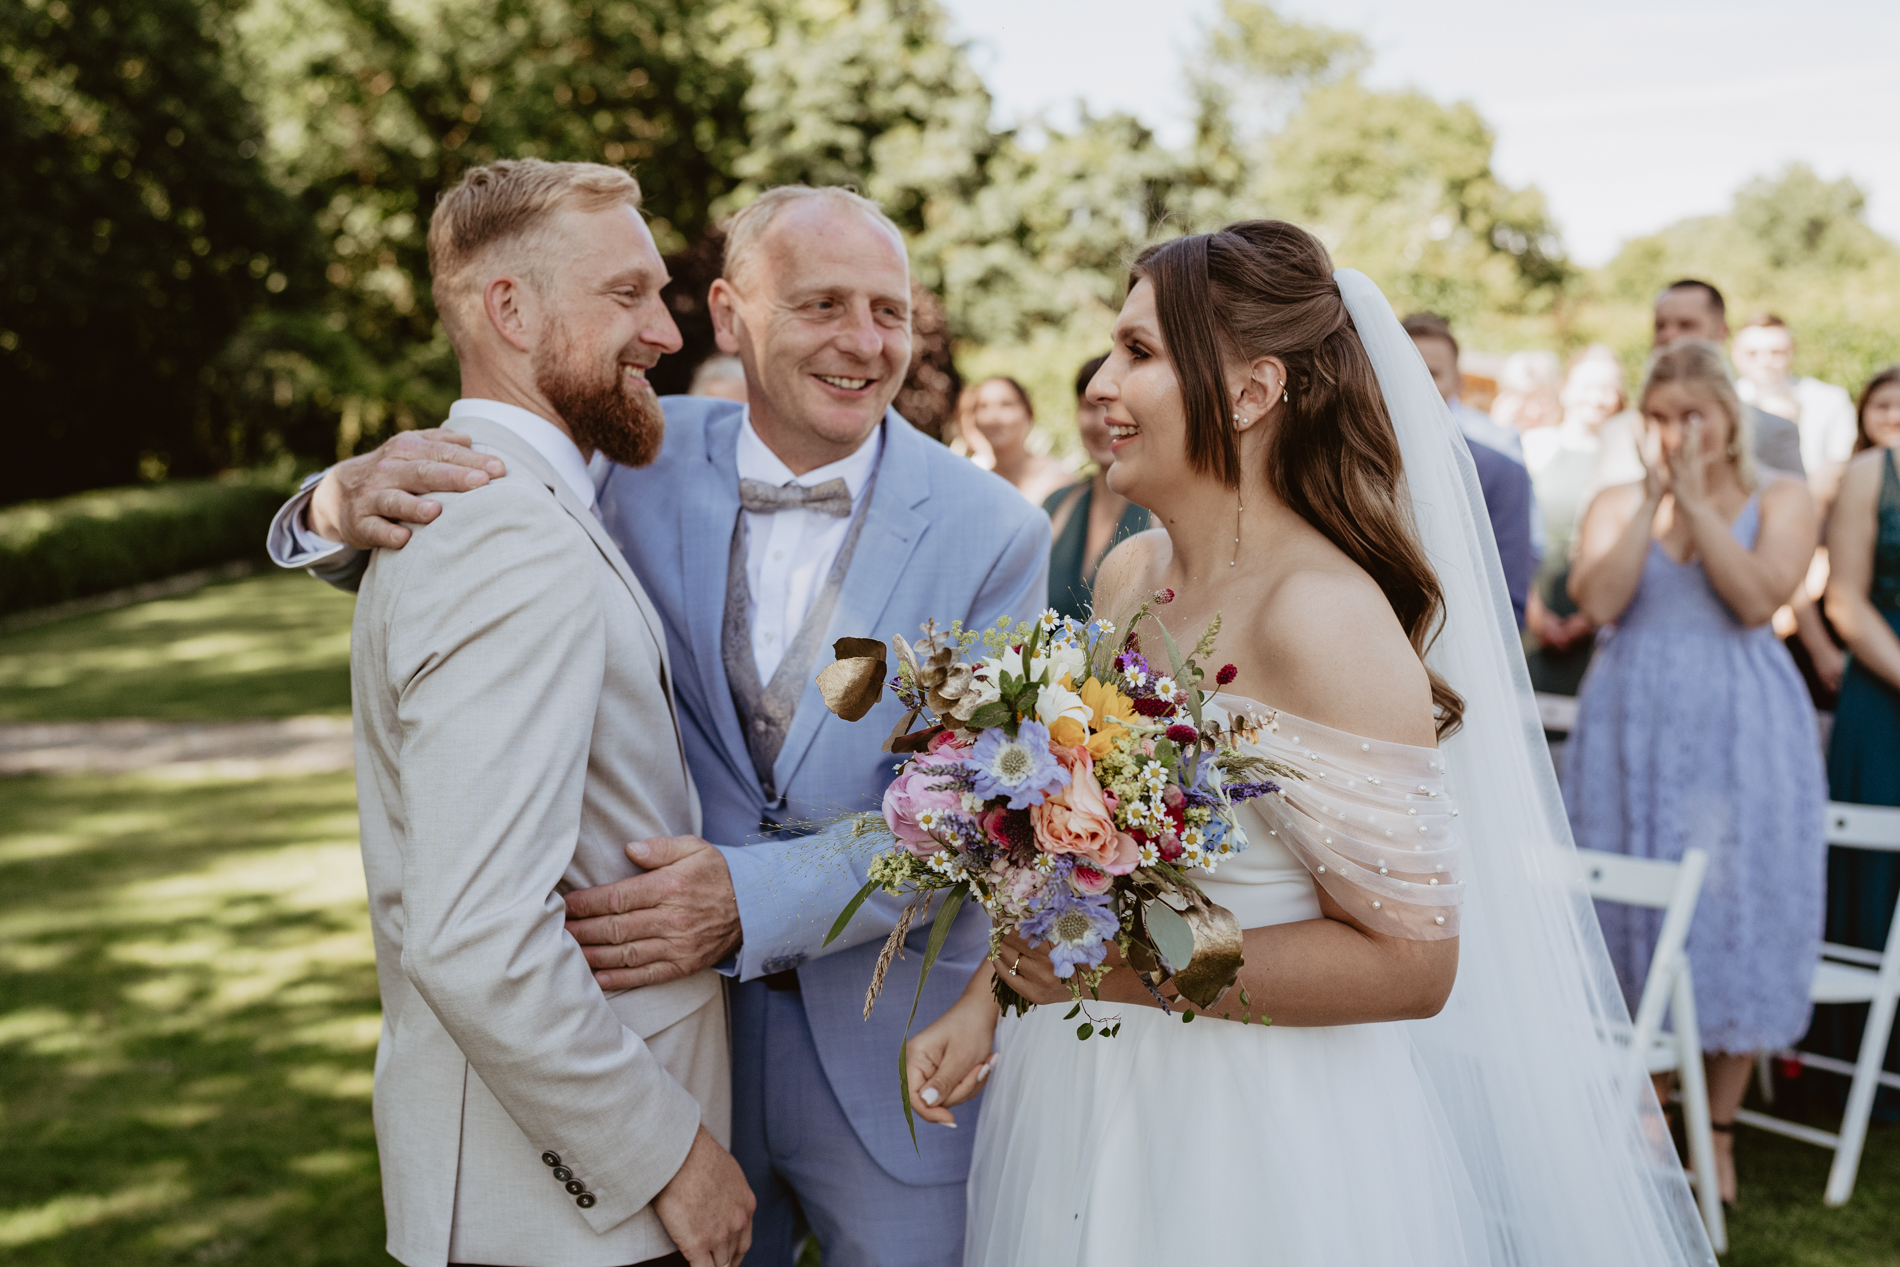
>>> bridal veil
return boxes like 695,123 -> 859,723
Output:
1335,268 -> 1715,1265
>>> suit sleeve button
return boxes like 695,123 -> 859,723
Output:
565,1180 -> 586,1195
540,1152 -> 562,1168
576,1193 -> 597,1209
551,1166 -> 573,1181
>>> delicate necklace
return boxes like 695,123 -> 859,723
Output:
1230,495 -> 1243,567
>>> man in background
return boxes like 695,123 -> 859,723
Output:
1405,312 -> 1539,626
1732,313 -> 1857,504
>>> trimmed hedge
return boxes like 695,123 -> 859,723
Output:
0,474 -> 295,616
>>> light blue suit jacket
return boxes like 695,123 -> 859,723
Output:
598,397 -> 1049,1185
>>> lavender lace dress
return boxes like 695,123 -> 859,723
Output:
1565,493 -> 1827,1053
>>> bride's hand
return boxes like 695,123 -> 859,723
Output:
996,931 -> 1074,1006
907,979 -> 1000,1126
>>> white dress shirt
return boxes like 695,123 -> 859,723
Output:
274,398 -> 598,566
734,411 -> 882,684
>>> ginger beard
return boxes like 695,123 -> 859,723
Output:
533,315 -> 665,468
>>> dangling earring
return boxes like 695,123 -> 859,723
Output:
1727,434 -> 1741,459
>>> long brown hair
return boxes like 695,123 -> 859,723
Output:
1131,221 -> 1465,738
1857,365 -> 1900,453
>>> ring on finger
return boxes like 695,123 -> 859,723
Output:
1008,953 -> 1022,976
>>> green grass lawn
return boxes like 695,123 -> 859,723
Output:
0,768 -> 386,1264
0,570 -> 355,721
1725,1107 -> 1900,1265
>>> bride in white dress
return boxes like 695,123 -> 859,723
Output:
905,223 -> 1716,1266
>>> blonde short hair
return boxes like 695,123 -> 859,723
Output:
428,159 -> 643,348
720,185 -> 906,291
1639,340 -> 1758,489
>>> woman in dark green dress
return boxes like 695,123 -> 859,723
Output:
1817,367 -> 1900,1090
1042,355 -> 1152,623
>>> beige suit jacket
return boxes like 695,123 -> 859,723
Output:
351,418 -> 725,1267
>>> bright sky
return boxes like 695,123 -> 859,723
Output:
940,0 -> 1900,266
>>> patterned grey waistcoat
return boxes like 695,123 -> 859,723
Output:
721,477 -> 876,805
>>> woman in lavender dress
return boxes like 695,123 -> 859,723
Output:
1568,340 -> 1827,1205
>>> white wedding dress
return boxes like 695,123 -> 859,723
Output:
959,270 -> 1715,1266
968,702 -> 1483,1265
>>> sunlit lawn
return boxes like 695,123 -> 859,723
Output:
0,769 -> 386,1264
0,570 -> 354,721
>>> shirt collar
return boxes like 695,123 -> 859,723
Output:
734,407 -> 882,501
449,398 -> 595,512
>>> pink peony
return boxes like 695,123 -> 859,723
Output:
882,763 -> 965,856
1031,747 -> 1139,876
1070,862 -> 1112,895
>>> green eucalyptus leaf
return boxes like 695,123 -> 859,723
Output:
1144,898 -> 1196,976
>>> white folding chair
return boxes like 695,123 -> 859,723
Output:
1580,847 -> 1723,1251
1737,800 -> 1900,1206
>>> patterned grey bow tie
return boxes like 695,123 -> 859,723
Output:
738,477 -> 853,518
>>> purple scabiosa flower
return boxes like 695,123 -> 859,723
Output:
1019,887 -> 1120,978
969,720 -> 1067,809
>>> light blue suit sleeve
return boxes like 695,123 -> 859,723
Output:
719,506 -> 1052,981
265,479 -> 370,591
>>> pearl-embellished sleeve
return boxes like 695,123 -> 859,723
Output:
1211,698 -> 1463,941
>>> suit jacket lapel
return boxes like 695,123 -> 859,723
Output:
449,417 -> 681,718
677,410 -> 760,799
771,412 -> 929,796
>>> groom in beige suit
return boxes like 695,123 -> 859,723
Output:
349,160 -> 753,1267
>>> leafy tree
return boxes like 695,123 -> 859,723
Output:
0,0 -> 321,503
1589,165 -> 1900,392
232,0 -> 758,423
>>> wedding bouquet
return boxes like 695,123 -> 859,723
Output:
814,594 -> 1300,1118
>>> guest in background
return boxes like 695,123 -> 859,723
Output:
943,384 -> 996,469
964,375 -> 1072,504
1523,347 -> 1626,695
1615,281 -> 1840,700
1404,312 -> 1538,625
1041,354 -> 1150,622
688,353 -> 748,402
1566,340 -> 1825,1205
1822,366 -> 1900,949
1404,312 -> 1525,460
1491,350 -> 1563,440
1599,280 -> 1806,481
1734,314 -> 1859,505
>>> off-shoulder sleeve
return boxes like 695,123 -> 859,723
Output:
1221,703 -> 1463,940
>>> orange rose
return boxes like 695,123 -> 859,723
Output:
1031,746 -> 1139,875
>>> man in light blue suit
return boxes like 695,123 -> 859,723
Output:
270,185 -> 1048,1267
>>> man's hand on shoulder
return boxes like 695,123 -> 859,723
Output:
652,1125 -> 754,1267
564,836 -> 743,990
309,428 -> 507,549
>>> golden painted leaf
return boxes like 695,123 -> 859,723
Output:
817,637 -> 887,721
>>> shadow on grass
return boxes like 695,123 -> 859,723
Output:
0,769 -> 388,1265
0,571 -> 355,722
